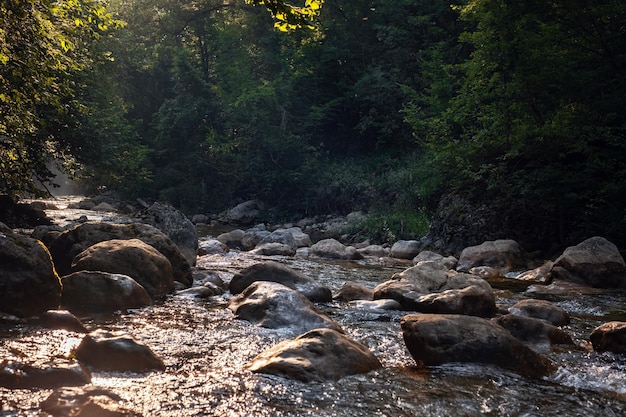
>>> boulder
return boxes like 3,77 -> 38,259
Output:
70,239 -> 174,298
0,362 -> 90,389
334,282 -> 373,301
413,250 -> 457,270
61,271 -> 152,313
241,224 -> 270,250
251,242 -> 297,257
197,238 -> 229,256
41,387 -> 142,417
509,299 -> 570,326
0,195 -> 52,228
216,229 -> 245,249
0,229 -> 61,317
309,238 -> 363,260
357,244 -> 389,258
91,202 -> 117,212
136,202 -> 198,266
75,330 -> 165,372
229,261 -> 332,302
48,222 -> 193,287
372,262 -> 496,317
37,310 -> 88,333
400,313 -> 556,378
590,321 -> 626,354
283,227 -> 312,248
493,314 -> 574,346
390,240 -> 421,260
248,328 -> 381,382
510,262 -> 553,284
457,239 -> 528,274
223,200 -> 264,225
551,237 -> 626,288
227,281 -> 342,334
257,229 -> 298,252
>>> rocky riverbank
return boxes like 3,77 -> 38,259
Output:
1,196 -> 625,416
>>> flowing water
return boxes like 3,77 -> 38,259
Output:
1,198 -> 626,416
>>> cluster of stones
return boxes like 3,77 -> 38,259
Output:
2,197 -> 626,415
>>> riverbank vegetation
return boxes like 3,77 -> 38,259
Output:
1,0 -> 625,249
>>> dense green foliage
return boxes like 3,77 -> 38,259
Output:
2,0 -> 625,249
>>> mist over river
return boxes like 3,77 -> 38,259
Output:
1,197 -> 625,416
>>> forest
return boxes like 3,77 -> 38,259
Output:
1,0 -> 625,253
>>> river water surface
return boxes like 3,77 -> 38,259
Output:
1,198 -> 625,416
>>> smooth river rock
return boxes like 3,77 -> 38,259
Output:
401,313 -> 556,378
248,328 -> 381,382
228,281 -> 342,334
590,321 -> 626,354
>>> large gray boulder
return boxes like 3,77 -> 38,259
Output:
48,222 -> 192,287
401,313 -> 556,378
413,250 -> 457,270
457,239 -> 528,274
61,271 -> 152,313
241,224 -> 270,250
222,200 -> 264,225
0,228 -> 61,317
309,238 -> 363,260
227,281 -> 342,334
70,239 -> 174,298
216,229 -> 245,249
136,202 -> 198,267
372,262 -> 496,317
229,261 -> 332,302
551,237 -> 626,288
390,240 -> 421,260
248,328 -> 381,382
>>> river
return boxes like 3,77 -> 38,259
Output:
1,197 -> 625,416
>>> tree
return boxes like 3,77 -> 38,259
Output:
0,0 -> 123,197
412,0 -> 626,248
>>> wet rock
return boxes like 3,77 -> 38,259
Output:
309,238 -> 363,260
469,266 -> 502,278
70,239 -> 174,298
334,282 -> 373,301
30,224 -> 64,249
41,387 -> 142,417
0,195 -> 52,228
241,224 -> 270,250
413,250 -> 457,270
372,262 -> 496,317
228,281 -> 342,334
137,202 -> 198,266
37,310 -> 88,333
222,200 -> 264,225
0,362 -> 90,389
357,244 -> 389,258
257,229 -> 297,250
590,321 -> 626,354
510,262 -> 553,284
48,222 -> 193,287
192,268 -> 226,290
401,313 -> 556,378
75,330 -> 165,372
216,228 -> 245,249
191,214 -> 209,224
493,314 -> 574,346
229,261 -> 332,303
391,240 -> 421,260
509,299 -> 570,326
252,242 -> 297,256
0,229 -> 61,317
551,237 -> 626,288
248,328 -> 381,382
197,238 -> 229,256
61,271 -> 152,313
457,239 -> 528,274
